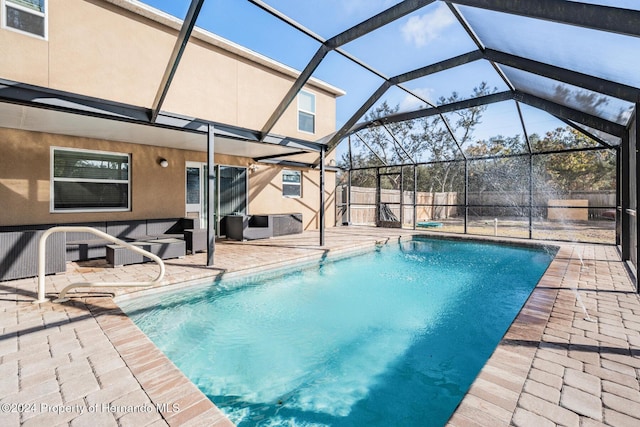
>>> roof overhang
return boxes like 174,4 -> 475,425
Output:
0,79 -> 325,165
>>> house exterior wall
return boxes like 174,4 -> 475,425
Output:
0,0 -> 341,141
0,128 -> 193,225
248,163 -> 336,231
165,38 -> 339,138
0,18 -> 49,87
0,127 -> 336,229
0,0 -> 340,231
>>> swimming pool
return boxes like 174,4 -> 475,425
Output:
120,237 -> 555,426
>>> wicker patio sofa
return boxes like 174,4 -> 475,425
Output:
0,226 -> 66,281
0,218 -> 202,281
65,218 -> 200,261
224,213 -> 303,241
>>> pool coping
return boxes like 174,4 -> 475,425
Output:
84,297 -> 234,426
445,243 -> 569,426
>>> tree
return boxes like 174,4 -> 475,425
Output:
466,136 -> 529,193
531,127 -> 615,192
341,82 -> 495,193
338,85 -> 616,205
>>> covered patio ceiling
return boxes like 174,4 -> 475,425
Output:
0,79 -> 324,166
1,0 -> 638,166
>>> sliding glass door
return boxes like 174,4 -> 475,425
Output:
218,166 -> 247,218
185,163 -> 247,234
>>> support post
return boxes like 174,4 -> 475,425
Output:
347,169 -> 352,225
529,153 -> 533,239
376,168 -> 381,227
150,0 -> 205,122
464,160 -> 469,234
615,146 -> 621,247
620,106 -> 638,292
400,167 -> 404,227
207,124 -> 215,266
347,135 -> 353,226
319,146 -> 326,246
634,112 -> 640,292
413,165 -> 417,230
621,137 -> 630,256
621,127 -> 632,258
517,100 -> 534,240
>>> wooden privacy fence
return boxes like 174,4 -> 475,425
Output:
337,186 -> 458,225
336,186 -> 616,225
465,191 -> 615,218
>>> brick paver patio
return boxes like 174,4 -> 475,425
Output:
0,227 -> 638,426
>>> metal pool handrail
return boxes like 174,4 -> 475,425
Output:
35,226 -> 165,303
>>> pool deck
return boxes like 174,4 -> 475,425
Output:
0,226 -> 638,426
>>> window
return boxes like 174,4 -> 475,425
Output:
52,148 -> 130,212
282,170 -> 301,198
3,0 -> 46,38
298,90 -> 315,134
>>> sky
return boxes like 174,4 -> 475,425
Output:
138,0 -> 635,152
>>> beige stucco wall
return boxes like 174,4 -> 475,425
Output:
48,0 -> 173,108
0,0 -> 340,231
0,0 -> 340,141
247,164 -> 336,231
0,128 -> 335,230
169,41 -> 338,138
0,128 -> 193,225
0,20 -> 49,87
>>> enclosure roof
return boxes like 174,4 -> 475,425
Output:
2,0 -> 638,166
181,0 -> 637,160
274,0 -> 638,155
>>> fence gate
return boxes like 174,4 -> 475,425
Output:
377,169 -> 403,228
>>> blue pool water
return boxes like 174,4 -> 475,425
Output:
120,237 -> 554,427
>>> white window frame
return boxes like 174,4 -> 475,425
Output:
282,169 -> 302,198
2,0 -> 47,39
50,147 -> 131,213
297,90 -> 316,134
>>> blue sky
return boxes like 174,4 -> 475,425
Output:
138,0 -> 632,148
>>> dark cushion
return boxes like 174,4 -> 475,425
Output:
106,220 -> 147,239
64,222 -> 108,242
146,219 -> 182,236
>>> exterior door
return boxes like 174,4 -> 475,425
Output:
185,162 -> 211,228
186,163 -> 247,235
218,166 -> 247,218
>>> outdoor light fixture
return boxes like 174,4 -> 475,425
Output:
249,164 -> 259,173
158,158 -> 169,168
